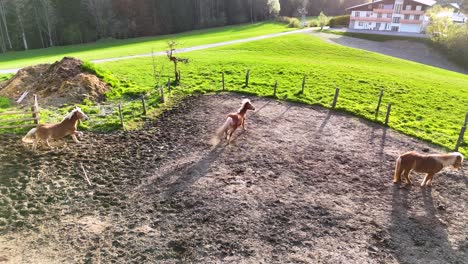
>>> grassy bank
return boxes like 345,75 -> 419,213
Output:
0,22 -> 293,69
98,34 -> 468,155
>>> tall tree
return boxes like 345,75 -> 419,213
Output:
37,0 -> 56,47
14,0 -> 28,50
0,0 -> 12,50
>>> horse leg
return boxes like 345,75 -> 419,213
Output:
403,170 -> 412,185
242,119 -> 246,131
393,167 -> 403,184
45,138 -> 52,149
228,127 -> 237,144
32,138 -> 38,150
425,174 -> 435,187
72,134 -> 80,143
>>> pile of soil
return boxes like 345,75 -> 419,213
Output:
0,57 -> 109,107
0,94 -> 466,263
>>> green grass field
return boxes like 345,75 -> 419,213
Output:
0,22 -> 293,69
0,30 -> 467,155
98,34 -> 468,155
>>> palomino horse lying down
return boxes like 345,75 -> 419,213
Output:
213,99 -> 255,144
393,151 -> 464,187
22,106 -> 89,149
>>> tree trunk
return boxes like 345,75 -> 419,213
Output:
0,0 -> 12,50
16,3 -> 28,50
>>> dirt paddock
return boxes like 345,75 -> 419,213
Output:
0,93 -> 466,263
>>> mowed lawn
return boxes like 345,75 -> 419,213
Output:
0,22 -> 293,69
100,34 -> 468,155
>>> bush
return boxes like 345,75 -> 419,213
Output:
276,16 -> 292,24
308,20 -> 319,27
329,15 -> 350,28
0,97 -> 11,109
288,18 -> 301,28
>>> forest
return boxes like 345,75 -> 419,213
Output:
0,0 -> 368,52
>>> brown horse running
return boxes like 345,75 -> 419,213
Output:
22,106 -> 89,149
393,151 -> 464,187
213,99 -> 255,144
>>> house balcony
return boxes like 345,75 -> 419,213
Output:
373,9 -> 394,14
350,16 -> 392,22
401,10 -> 425,15
401,19 -> 422,24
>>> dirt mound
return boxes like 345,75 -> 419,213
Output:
0,57 -> 109,107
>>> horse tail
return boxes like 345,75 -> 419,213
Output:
22,128 -> 37,143
211,117 -> 233,146
393,156 -> 402,183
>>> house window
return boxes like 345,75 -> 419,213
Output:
377,13 -> 383,18
376,23 -> 381,29
358,22 -> 364,26
378,4 -> 384,9
416,5 -> 422,11
391,26 -> 399,31
355,11 -> 360,17
414,15 -> 420,20
387,13 -> 392,18
404,14 -> 410,20
393,17 -> 400,23
366,12 -> 372,17
405,5 -> 412,10
394,4 -> 402,14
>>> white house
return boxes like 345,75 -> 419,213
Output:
441,3 -> 466,23
346,0 -> 436,33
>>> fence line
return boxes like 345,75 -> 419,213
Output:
0,71 -> 465,152
0,94 -> 40,130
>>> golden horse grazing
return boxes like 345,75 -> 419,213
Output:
393,151 -> 464,187
22,106 -> 89,149
213,99 -> 255,144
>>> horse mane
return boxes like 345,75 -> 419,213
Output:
238,99 -> 251,112
450,152 -> 464,162
62,107 -> 81,121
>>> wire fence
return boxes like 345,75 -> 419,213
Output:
1,70 -> 466,153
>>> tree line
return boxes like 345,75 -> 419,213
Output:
0,0 -> 370,52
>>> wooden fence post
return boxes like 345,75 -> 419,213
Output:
331,88 -> 340,109
455,125 -> 466,151
273,80 -> 277,97
32,94 -> 39,124
375,89 -> 384,113
222,72 -> 225,91
118,104 -> 124,129
141,95 -> 147,116
385,103 -> 392,126
301,75 -> 306,94
160,86 -> 165,103
245,70 -> 250,87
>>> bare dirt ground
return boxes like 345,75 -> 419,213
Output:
312,31 -> 468,75
0,93 -> 466,263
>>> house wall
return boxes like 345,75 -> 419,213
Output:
347,0 -> 429,33
400,24 -> 421,32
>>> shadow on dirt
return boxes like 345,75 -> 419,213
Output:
162,144 -> 227,199
389,185 -> 466,263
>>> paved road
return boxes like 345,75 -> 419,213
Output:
311,31 -> 467,75
0,28 -> 314,75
